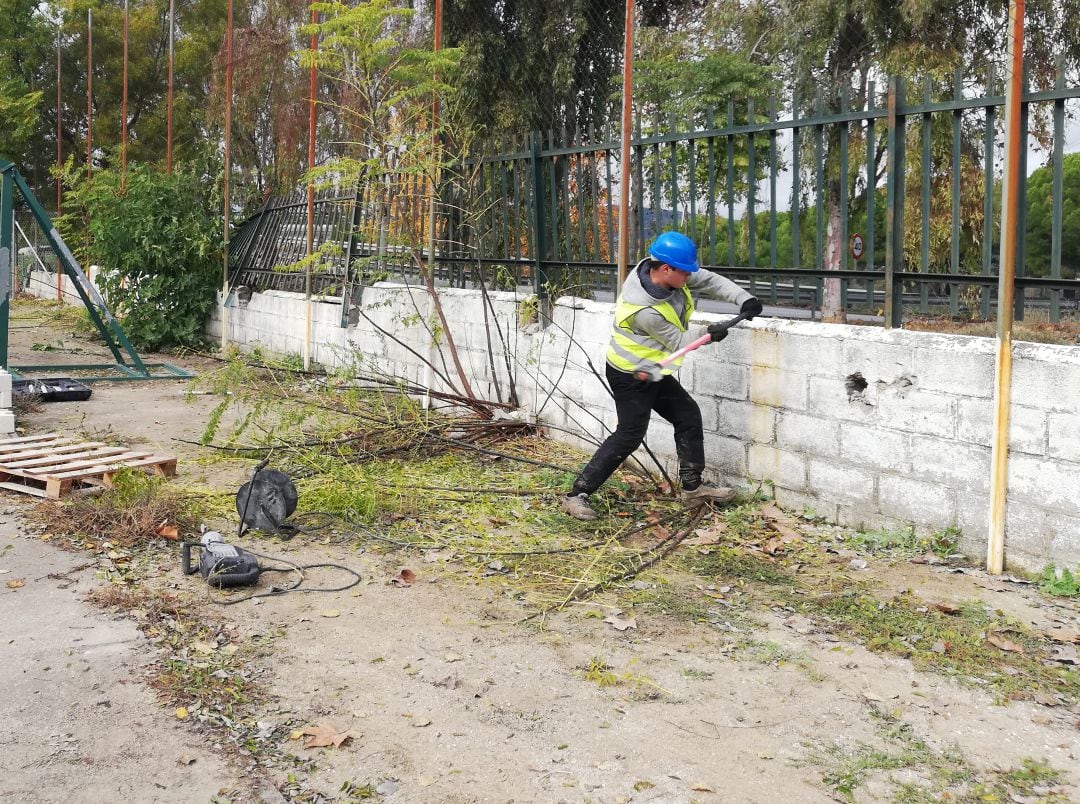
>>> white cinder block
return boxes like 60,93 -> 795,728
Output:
840,423 -> 911,473
750,366 -> 808,410
877,474 -> 955,527
749,444 -> 808,490
807,459 -> 876,506
777,411 -> 839,457
0,411 -> 14,434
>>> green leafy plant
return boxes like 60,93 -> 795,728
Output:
58,160 -> 222,351
1040,565 -> 1080,598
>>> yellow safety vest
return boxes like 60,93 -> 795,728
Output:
605,286 -> 695,374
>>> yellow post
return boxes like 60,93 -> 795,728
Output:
987,0 -> 1025,575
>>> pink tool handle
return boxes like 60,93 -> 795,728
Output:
657,333 -> 712,368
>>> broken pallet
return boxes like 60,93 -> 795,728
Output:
0,432 -> 177,498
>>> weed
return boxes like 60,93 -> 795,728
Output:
734,639 -> 825,682
583,656 -> 619,687
37,467 -> 206,548
681,667 -> 714,681
339,780 -> 378,800
1040,565 -> 1080,597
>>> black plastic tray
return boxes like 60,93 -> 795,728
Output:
12,377 -> 93,403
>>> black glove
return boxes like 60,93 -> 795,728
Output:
706,323 -> 729,343
740,297 -> 763,320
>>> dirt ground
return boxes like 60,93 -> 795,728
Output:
1,304 -> 1079,804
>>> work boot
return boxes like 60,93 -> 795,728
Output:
561,492 -> 598,520
680,483 -> 737,506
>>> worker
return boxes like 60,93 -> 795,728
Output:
561,230 -> 763,520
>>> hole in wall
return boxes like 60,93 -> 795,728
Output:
845,372 -> 868,401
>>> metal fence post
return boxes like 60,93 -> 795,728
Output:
530,132 -> 548,301
0,166 -> 13,367
885,76 -> 906,329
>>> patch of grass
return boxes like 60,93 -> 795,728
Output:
688,545 -> 796,585
1040,565 -> 1080,597
845,525 -> 961,559
734,639 -> 826,682
814,704 -> 1070,802
804,589 -> 1079,702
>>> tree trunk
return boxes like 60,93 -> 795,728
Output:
822,176 -> 847,322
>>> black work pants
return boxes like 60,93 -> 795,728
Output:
571,364 -> 705,495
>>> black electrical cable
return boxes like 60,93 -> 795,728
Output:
207,549 -> 362,605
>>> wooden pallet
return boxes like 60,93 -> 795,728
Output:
0,432 -> 177,498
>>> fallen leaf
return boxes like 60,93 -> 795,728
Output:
910,552 -> 945,565
444,653 -> 463,663
633,780 -> 655,792
300,722 -> 359,749
685,523 -> 727,546
175,707 -> 189,720
390,568 -> 416,587
760,503 -> 802,541
155,521 -> 179,541
603,614 -> 637,631
930,602 -> 960,615
987,632 -> 1025,654
6,578 -> 25,589
320,609 -> 341,618
190,641 -> 217,655
691,783 -> 715,793
411,717 -> 432,728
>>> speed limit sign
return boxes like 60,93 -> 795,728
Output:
850,233 -> 865,261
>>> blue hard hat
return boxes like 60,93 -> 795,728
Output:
648,231 -> 699,273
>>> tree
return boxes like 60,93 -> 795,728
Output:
1026,152 -> 1080,279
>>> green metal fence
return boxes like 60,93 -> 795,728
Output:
231,64 -> 1080,325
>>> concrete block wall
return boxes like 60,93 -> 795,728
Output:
202,284 -> 1077,573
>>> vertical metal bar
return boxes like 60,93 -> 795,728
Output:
668,111 -> 679,230
1014,58 -> 1029,322
814,90 -> 824,279
706,107 -> 716,264
726,101 -> 735,266
747,99 -> 757,293
575,141 -> 587,258
982,65 -> 996,320
633,115 -> 644,254
839,87 -> 849,309
501,152 -> 512,262
768,96 -> 778,301
866,82 -> 876,310
121,0 -> 128,190
531,133 -> 547,298
920,79 -> 931,313
792,110 -> 801,302
167,0 -> 174,173
1,168 -> 12,366
617,0 -> 634,283
687,120 -> 697,241
86,8 -> 92,185
950,68 -> 962,317
1049,56 -> 1064,322
988,0 -> 1025,576
885,76 -> 906,329
55,25 -> 63,298
304,6 -> 318,369
652,112 -> 661,240
221,0 -> 233,348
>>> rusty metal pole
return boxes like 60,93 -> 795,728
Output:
121,0 -> 128,190
304,7 -> 318,371
56,25 -> 63,300
987,0 -> 1025,575
426,0 -> 442,276
221,0 -> 233,350
56,26 -> 62,215
86,8 -> 92,185
166,0 -> 174,174
616,0 -> 634,285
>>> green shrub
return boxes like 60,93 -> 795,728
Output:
60,162 -> 222,351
